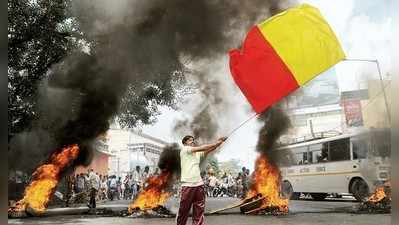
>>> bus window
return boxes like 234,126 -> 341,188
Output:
377,143 -> 391,158
276,149 -> 295,166
370,129 -> 391,158
315,143 -> 329,162
303,151 -> 311,164
352,140 -> 367,159
309,144 -> 322,163
294,153 -> 304,165
329,138 -> 350,161
292,146 -> 308,165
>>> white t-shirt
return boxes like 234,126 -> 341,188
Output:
132,171 -> 141,183
208,175 -> 218,187
88,172 -> 100,190
180,145 -> 205,186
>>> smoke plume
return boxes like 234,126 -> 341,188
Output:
157,143 -> 181,176
172,0 -> 294,142
256,106 -> 291,164
9,0 -> 294,173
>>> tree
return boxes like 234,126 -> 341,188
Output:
8,0 -> 76,139
206,155 -> 220,176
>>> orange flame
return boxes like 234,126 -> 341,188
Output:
367,186 -> 386,203
128,172 -> 171,213
10,144 -> 80,214
245,155 -> 288,212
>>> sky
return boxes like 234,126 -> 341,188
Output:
139,0 -> 393,170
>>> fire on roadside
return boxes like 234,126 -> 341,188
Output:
366,181 -> 390,204
128,172 -> 171,213
244,155 -> 288,214
9,144 -> 80,215
367,186 -> 387,203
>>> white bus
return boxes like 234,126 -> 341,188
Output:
278,128 -> 390,201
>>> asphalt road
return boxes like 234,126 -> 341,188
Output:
8,197 -> 391,225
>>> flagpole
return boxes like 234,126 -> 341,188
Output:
213,112 -> 259,150
226,112 -> 259,138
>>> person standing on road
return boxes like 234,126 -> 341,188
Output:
109,175 -> 118,201
208,172 -> 218,197
142,166 -> 150,188
176,135 -> 227,225
132,166 -> 142,195
128,174 -> 134,199
87,169 -> 100,209
100,176 -> 108,200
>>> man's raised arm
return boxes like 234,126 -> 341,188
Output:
190,137 -> 227,153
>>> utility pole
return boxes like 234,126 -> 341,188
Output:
375,60 -> 391,124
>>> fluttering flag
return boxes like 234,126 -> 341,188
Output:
229,4 -> 345,113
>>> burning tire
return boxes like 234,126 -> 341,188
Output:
310,193 -> 327,201
350,178 -> 369,202
281,181 -> 299,200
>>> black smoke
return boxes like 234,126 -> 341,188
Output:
157,143 -> 181,176
171,0 -> 293,142
9,0 -> 294,173
256,106 -> 291,164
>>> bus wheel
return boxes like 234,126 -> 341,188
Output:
350,178 -> 369,202
310,193 -> 328,201
281,181 -> 299,200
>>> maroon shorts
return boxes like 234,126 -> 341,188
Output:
176,185 -> 205,225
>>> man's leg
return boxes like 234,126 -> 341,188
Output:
89,188 -> 96,208
93,189 -> 97,208
176,186 -> 194,225
192,185 -> 205,225
88,188 -> 93,208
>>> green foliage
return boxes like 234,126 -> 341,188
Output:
8,0 -> 76,138
207,155 -> 220,175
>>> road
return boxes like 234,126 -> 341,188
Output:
8,197 -> 391,225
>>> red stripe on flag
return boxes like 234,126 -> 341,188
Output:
229,26 -> 299,113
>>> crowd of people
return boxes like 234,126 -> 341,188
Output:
65,165 -> 250,208
67,165 -> 159,207
201,167 -> 251,199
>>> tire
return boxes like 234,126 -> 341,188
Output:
350,178 -> 370,202
212,188 -> 219,197
281,181 -> 300,200
310,193 -> 328,201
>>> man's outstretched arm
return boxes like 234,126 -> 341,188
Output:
203,137 -> 227,156
190,137 -> 227,153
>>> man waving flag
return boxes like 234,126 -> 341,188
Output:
229,4 -> 345,113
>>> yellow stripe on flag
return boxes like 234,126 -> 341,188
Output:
257,4 -> 345,85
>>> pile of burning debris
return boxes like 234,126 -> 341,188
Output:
358,183 -> 391,214
211,156 -> 289,216
239,194 -> 288,215
122,205 -> 173,218
242,156 -> 289,215
9,145 -> 80,219
124,172 -> 174,218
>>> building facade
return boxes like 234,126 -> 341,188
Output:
107,127 -> 168,178
74,139 -> 112,176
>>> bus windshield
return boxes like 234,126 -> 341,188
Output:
370,130 -> 391,158
352,139 -> 368,159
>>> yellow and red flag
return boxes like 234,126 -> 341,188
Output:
230,4 -> 345,113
